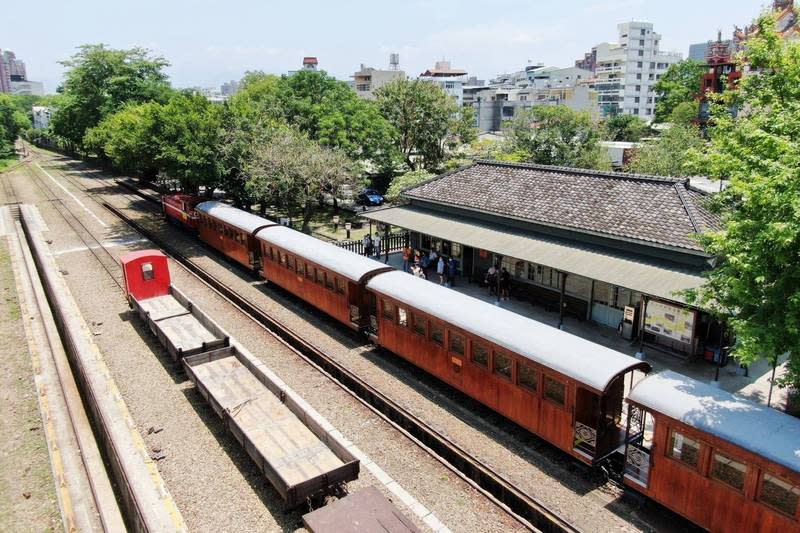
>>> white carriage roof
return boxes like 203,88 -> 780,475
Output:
367,271 -> 647,392
255,226 -> 391,282
196,202 -> 275,235
629,370 -> 800,473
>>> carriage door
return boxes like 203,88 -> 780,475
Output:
573,387 -> 600,460
348,283 -> 362,328
367,292 -> 378,336
623,405 -> 653,487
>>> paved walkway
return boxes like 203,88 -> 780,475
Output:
370,251 -> 790,410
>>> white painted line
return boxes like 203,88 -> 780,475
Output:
35,163 -> 108,228
0,206 -> 13,236
53,237 -> 149,256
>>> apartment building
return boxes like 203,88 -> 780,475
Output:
593,21 -> 681,119
351,56 -> 406,99
419,60 -> 469,105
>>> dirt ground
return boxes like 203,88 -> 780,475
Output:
0,240 -> 60,532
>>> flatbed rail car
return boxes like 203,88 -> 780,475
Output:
120,250 -> 360,508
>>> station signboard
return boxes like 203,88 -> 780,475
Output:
644,300 -> 696,344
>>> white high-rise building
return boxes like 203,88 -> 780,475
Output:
593,21 -> 681,119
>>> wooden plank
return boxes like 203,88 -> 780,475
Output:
303,486 -> 421,533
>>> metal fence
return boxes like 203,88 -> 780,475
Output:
334,231 -> 409,256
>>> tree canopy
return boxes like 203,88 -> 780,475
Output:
626,124 -> 704,176
505,105 -> 610,170
375,78 -> 475,171
602,113 -> 649,142
51,44 -> 172,151
653,59 -> 706,123
686,15 -> 800,390
385,169 -> 434,203
0,94 -> 31,154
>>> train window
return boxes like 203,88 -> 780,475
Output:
397,307 -> 408,327
280,252 -> 287,267
668,430 -> 700,469
429,322 -> 444,345
710,452 -> 746,492
297,261 -> 305,276
543,376 -> 566,406
304,263 -> 313,279
759,473 -> 800,517
141,262 -> 154,281
315,268 -> 324,284
412,314 -> 426,336
325,273 -> 334,290
493,351 -> 512,380
382,300 -> 395,320
471,343 -> 489,368
269,247 -> 275,261
518,361 -> 537,392
449,332 -> 465,355
335,277 -> 346,295
286,255 -> 295,271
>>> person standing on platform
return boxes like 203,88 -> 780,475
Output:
448,257 -> 457,288
373,232 -> 382,259
437,256 -> 445,285
402,246 -> 411,272
363,234 -> 372,257
500,267 -> 511,300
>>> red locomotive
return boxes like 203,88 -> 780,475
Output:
161,194 -> 201,231
160,196 -> 800,533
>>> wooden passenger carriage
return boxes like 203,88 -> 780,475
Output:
366,271 -> 650,465
623,371 -> 800,533
256,226 -> 392,330
195,201 -> 275,270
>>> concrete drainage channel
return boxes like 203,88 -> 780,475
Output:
12,203 -> 186,533
104,202 -> 580,533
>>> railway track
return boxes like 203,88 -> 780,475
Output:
103,201 -> 580,533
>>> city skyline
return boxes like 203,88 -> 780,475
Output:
4,0 -> 767,92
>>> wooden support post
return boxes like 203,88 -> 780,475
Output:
558,272 -> 567,329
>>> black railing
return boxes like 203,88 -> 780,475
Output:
334,231 -> 408,256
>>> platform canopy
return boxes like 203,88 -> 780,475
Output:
363,205 -> 706,303
629,370 -> 800,473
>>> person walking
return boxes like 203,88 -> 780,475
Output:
486,265 -> 497,295
437,256 -> 445,285
500,267 -> 511,300
448,257 -> 457,288
373,232 -> 382,259
362,234 -> 372,257
402,246 -> 411,273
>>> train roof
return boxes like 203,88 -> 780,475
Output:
629,370 -> 800,473
196,202 -> 276,235
367,271 -> 648,392
255,226 -> 392,282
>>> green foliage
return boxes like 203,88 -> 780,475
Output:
242,126 -> 358,232
385,169 -> 434,202
505,105 -> 610,170
375,79 -> 475,171
626,124 -> 704,176
669,101 -> 700,126
603,113 -> 649,142
686,15 -> 800,389
0,94 -> 31,146
50,44 -> 172,151
653,59 -> 706,123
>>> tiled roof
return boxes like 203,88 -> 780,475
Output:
403,160 -> 720,252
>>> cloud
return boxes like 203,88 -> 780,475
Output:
582,0 -> 644,14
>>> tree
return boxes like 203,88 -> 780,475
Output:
653,59 -> 706,123
0,94 -> 30,150
50,44 -> 172,151
83,102 -> 161,176
505,105 -> 610,170
626,124 -> 704,176
603,113 -> 649,142
686,15 -> 800,390
385,169 -> 434,203
375,78 -> 475,171
243,127 -> 358,232
668,101 -> 699,126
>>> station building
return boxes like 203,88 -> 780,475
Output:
363,160 -> 722,360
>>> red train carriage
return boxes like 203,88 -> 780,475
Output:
196,202 -> 276,270
366,271 -> 650,465
623,371 -> 800,533
256,226 -> 392,331
161,194 -> 201,231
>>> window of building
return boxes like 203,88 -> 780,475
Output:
638,50 -> 644,57
325,273 -> 334,290
648,73 -> 654,80
639,39 -> 645,46
645,108 -> 652,115
449,332 -> 465,355
649,62 -> 656,69
335,277 -> 346,294
710,452 -> 747,491
382,300 -> 395,320
759,473 -> 800,516
493,351 -> 512,380
654,40 -> 659,47
640,28 -> 646,36
669,430 -> 700,468
429,322 -> 444,345
635,85 -> 641,92
471,342 -> 489,368
518,361 -> 537,392
634,97 -> 640,104
397,307 -> 408,327
315,268 -> 324,284
637,61 -> 643,68
633,108 -> 640,115
451,242 -> 462,258
636,73 -> 642,80
412,314 -> 426,336
543,376 -> 566,406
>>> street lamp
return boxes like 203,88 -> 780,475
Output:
345,221 -> 352,240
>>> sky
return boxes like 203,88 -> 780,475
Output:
4,0 -> 771,93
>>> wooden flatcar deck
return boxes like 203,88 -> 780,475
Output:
189,354 -> 344,486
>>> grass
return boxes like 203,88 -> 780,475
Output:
0,156 -> 18,173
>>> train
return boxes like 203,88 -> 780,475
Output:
165,195 -> 800,532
